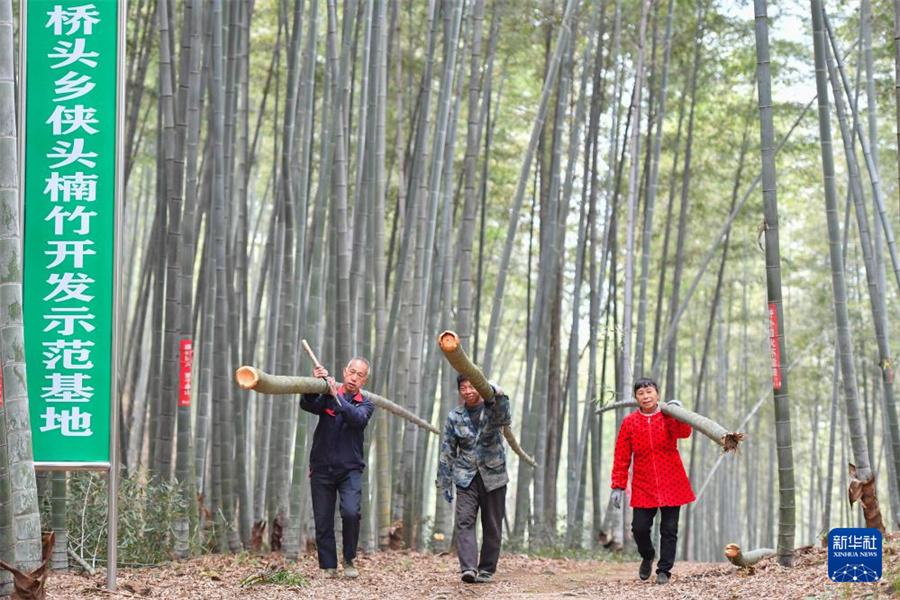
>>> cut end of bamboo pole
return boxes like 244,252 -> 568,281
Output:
235,366 -> 260,390
438,330 -> 460,352
724,543 -> 741,559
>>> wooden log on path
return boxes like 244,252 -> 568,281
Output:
437,330 -> 537,468
234,366 -> 439,435
596,400 -> 745,452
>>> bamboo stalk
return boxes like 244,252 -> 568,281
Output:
234,366 -> 439,435
596,400 -> 745,452
724,543 -> 776,567
437,331 -> 537,468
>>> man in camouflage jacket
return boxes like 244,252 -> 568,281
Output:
437,375 -> 511,584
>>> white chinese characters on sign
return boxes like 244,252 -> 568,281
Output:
833,534 -> 880,551
39,4 -> 103,438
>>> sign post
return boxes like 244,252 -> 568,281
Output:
19,0 -> 124,590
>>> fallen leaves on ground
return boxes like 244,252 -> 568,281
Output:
46,534 -> 900,599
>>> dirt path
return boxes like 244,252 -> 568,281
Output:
46,544 -> 896,599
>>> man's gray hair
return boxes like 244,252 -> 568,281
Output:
347,356 -> 371,373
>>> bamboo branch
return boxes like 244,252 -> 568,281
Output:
234,366 -> 439,435
67,548 -> 95,576
595,400 -> 745,452
724,543 -> 776,567
437,330 -> 537,468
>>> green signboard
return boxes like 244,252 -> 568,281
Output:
22,0 -> 119,464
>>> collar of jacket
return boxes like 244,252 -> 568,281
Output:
638,406 -> 661,417
337,385 -> 364,403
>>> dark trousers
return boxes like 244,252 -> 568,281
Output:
455,473 -> 506,574
310,467 -> 362,569
632,506 -> 680,575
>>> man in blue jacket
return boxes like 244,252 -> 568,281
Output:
300,357 -> 374,578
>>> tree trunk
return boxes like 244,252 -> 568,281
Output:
211,0 -> 241,553
0,0 -> 41,569
634,0 -> 675,377
561,2 -> 601,543
480,0 -> 581,375
620,0 -> 651,399
683,110 -> 750,557
662,0 -> 705,400
456,0 -> 487,352
0,399 -> 10,594
752,0 -> 796,565
652,81 -> 686,368
649,98 -> 815,378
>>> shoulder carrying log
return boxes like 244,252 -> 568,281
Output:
438,330 -> 537,468
596,400 -> 745,452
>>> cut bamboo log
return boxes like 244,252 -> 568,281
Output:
235,366 -> 439,435
437,330 -> 537,468
596,400 -> 745,452
724,543 -> 776,567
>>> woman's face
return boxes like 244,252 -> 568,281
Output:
636,384 -> 659,413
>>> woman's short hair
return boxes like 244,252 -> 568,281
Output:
633,377 -> 659,394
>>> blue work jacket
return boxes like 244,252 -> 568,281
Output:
300,384 -> 375,472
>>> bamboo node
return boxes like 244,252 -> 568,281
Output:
235,366 -> 260,390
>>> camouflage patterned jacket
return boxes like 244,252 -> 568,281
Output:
437,393 -> 512,493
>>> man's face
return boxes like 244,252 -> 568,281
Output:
343,360 -> 369,394
636,384 -> 659,413
459,380 -> 481,406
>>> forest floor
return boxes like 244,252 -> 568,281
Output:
46,535 -> 900,599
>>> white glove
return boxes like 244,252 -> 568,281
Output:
611,488 -> 624,509
667,399 -> 683,408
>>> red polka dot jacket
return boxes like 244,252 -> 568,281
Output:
611,408 -> 696,508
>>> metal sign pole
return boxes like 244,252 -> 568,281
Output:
108,0 -> 127,591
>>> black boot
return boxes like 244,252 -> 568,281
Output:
639,559 -> 653,581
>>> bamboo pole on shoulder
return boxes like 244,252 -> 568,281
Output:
437,331 -> 537,468
234,366 -> 439,435
596,400 -> 745,452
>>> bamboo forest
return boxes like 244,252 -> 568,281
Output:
2,0 -> 900,597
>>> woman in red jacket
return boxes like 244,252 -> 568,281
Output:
610,377 -> 694,585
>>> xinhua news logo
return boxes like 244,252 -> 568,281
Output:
828,528 -> 882,583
